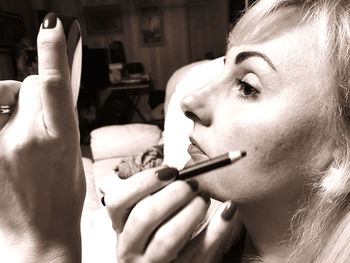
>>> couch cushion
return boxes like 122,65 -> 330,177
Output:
90,123 -> 162,161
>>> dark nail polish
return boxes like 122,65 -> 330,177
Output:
221,201 -> 236,221
66,19 -> 81,71
42,12 -> 57,29
101,196 -> 105,206
156,167 -> 178,181
66,19 -> 80,45
62,17 -> 75,38
200,191 -> 211,203
187,180 -> 199,192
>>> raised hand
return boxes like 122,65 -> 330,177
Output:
0,13 -> 85,262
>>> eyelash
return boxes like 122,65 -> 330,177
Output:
235,79 -> 260,100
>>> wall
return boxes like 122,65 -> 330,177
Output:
82,0 -> 189,91
0,0 -> 230,90
26,0 -> 190,90
0,0 -> 36,40
186,0 -> 229,61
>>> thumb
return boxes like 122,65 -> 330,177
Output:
176,201 -> 243,263
37,12 -> 76,136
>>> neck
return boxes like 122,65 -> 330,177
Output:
237,190 -> 306,262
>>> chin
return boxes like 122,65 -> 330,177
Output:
184,168 -> 229,201
184,153 -> 250,201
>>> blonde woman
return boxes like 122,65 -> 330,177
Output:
102,0 -> 350,262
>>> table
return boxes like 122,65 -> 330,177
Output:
98,79 -> 152,123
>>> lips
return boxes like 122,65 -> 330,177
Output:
187,138 -> 209,165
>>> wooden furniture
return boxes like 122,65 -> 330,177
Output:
98,78 -> 152,124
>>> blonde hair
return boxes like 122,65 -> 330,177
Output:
228,0 -> 350,262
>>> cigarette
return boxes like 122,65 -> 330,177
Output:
177,151 -> 247,180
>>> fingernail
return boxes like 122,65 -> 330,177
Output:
221,201 -> 236,221
199,191 -> 211,203
187,180 -> 199,192
42,12 -> 57,29
156,167 -> 178,181
67,19 -> 81,46
101,196 -> 105,206
66,19 -> 81,71
62,17 -> 75,38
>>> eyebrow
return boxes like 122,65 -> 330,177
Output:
235,51 -> 277,71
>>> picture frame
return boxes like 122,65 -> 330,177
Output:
84,5 -> 123,35
138,5 -> 164,46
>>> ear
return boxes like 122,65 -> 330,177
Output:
313,138 -> 339,174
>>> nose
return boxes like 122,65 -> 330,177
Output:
180,84 -> 214,126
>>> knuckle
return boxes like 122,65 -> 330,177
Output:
170,180 -> 187,189
155,230 -> 175,248
193,195 -> 210,210
129,200 -> 155,228
149,235 -> 178,262
117,241 -> 141,263
168,180 -> 195,197
41,75 -> 68,90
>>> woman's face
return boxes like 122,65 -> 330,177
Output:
181,20 -> 334,204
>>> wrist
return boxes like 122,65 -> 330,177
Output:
0,226 -> 81,263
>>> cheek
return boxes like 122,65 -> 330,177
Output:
214,97 -> 327,173
203,101 -> 327,200
250,116 -> 318,174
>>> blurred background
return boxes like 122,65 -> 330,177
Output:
0,0 -> 255,141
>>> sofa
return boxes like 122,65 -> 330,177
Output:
80,57 -> 225,263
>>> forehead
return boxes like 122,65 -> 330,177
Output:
227,7 -> 329,80
228,7 -> 305,48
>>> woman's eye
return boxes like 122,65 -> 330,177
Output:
236,79 -> 259,100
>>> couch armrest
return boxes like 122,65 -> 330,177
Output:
90,123 -> 162,161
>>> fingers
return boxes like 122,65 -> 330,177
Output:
102,166 -> 178,232
0,81 -> 20,129
37,13 -> 75,136
175,201 -> 242,263
143,194 -> 210,262
119,180 -> 201,252
202,201 -> 239,254
15,76 -> 42,126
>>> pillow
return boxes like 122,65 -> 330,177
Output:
90,123 -> 162,161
